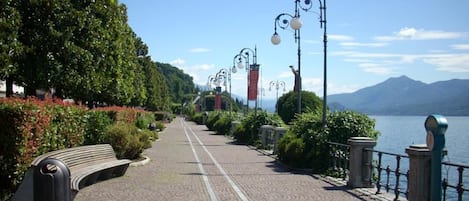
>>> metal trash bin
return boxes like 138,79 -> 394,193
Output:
34,158 -> 71,201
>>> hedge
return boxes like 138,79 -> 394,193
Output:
0,97 -> 163,200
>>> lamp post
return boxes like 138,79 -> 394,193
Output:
318,0 -> 328,127
216,68 -> 232,114
233,47 -> 259,115
271,0 -> 311,114
207,74 -> 224,111
271,0 -> 328,126
269,80 -> 286,114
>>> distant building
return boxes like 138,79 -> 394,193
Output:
0,80 -> 24,97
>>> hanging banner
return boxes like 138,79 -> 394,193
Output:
248,66 -> 259,101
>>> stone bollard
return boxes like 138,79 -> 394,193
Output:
230,121 -> 241,136
405,144 -> 431,201
273,127 -> 287,154
259,125 -> 274,147
347,137 -> 376,188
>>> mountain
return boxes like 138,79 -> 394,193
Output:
328,76 -> 469,116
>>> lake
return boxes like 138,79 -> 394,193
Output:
371,116 -> 469,200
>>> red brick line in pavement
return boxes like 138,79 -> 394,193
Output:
74,117 -> 381,201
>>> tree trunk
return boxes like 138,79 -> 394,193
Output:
6,77 -> 13,97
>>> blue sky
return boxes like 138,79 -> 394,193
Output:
120,0 -> 469,101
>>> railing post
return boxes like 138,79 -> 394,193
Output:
405,144 -> 431,201
347,137 -> 376,188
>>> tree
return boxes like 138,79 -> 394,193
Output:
277,91 -> 323,124
157,62 -> 196,104
134,37 -> 170,111
0,0 -> 23,97
14,1 -> 140,106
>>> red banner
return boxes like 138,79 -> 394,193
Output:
215,94 -> 221,110
248,69 -> 259,101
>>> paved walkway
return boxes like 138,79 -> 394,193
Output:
74,117 -> 379,201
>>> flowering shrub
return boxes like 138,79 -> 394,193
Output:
0,97 -> 86,199
0,98 -> 160,199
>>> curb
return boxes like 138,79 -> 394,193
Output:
130,155 -> 151,167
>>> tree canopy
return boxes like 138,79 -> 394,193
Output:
0,0 -> 175,110
277,90 -> 324,124
156,62 -> 195,104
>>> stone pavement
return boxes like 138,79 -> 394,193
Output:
74,117 -> 381,201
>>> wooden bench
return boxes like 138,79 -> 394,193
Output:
31,144 -> 132,196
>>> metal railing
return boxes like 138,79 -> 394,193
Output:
442,161 -> 469,201
327,142 -> 350,180
364,148 -> 409,201
325,140 -> 468,201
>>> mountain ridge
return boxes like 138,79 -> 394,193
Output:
328,76 -> 469,116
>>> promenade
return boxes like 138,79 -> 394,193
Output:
74,117 -> 379,201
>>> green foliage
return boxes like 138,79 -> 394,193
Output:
232,124 -> 248,143
157,62 -> 196,104
191,112 -> 204,125
0,0 -> 23,98
277,133 -> 305,167
0,99 -> 160,198
206,112 -> 221,131
2,1 -> 172,110
234,111 -> 284,144
136,38 -> 170,111
84,111 -> 113,145
103,123 -> 145,160
43,104 -> 87,150
277,110 -> 379,172
183,102 -> 196,118
212,113 -> 232,135
135,112 -> 155,130
277,91 -> 323,124
0,98 -> 87,198
327,111 -> 379,143
154,121 -> 165,131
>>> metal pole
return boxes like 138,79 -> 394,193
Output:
320,0 -> 327,127
295,1 -> 302,114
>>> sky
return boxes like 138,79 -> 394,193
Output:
120,0 -> 469,101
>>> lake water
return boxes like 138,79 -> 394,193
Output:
371,116 -> 469,200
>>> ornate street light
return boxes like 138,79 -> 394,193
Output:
207,74 -> 223,111
271,0 -> 312,114
269,80 -> 286,114
271,0 -> 328,126
216,68 -> 232,114
232,47 -> 260,114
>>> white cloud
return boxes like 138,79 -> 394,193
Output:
343,58 -> 373,63
375,27 -> 466,41
189,48 -> 212,53
328,83 -> 361,95
358,63 -> 395,75
340,42 -> 388,48
328,34 -> 354,41
451,44 -> 469,50
169,58 -> 186,67
302,77 -> 323,95
423,54 -> 469,72
336,50 -> 469,74
193,64 -> 215,71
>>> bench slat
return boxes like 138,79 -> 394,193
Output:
31,144 -> 132,193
